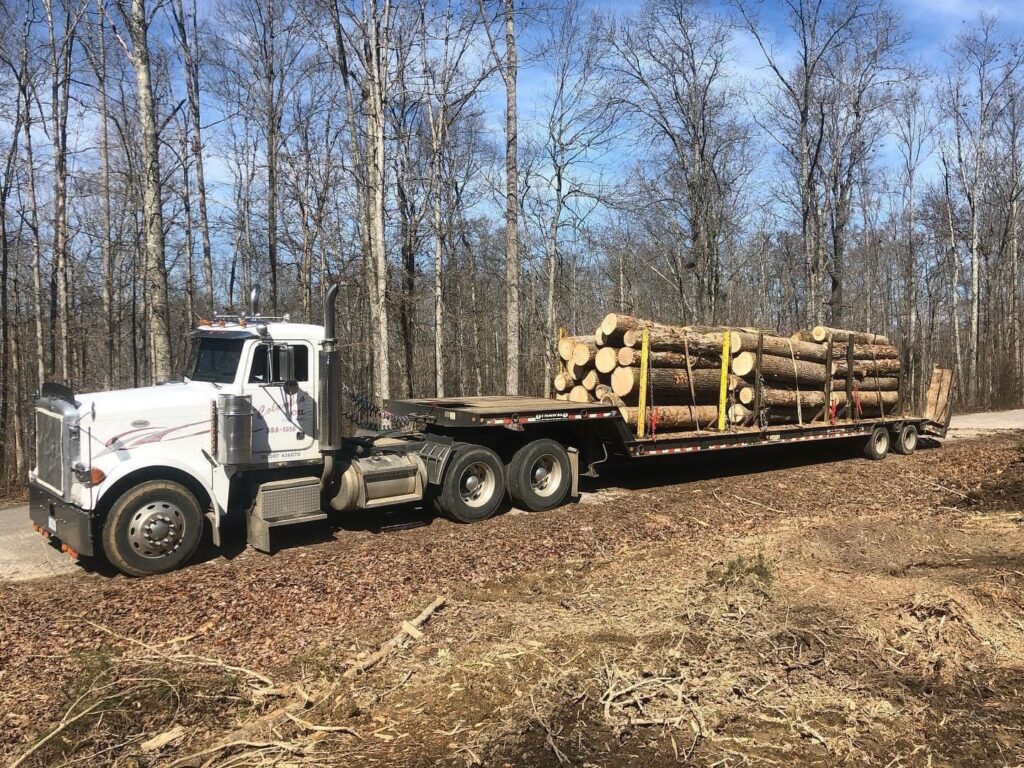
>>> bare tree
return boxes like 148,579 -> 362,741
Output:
112,0 -> 171,382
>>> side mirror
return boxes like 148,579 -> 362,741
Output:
276,344 -> 296,386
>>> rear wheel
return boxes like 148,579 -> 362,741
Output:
433,445 -> 506,523
863,426 -> 890,460
893,424 -> 919,455
102,480 -> 204,576
507,439 -> 571,512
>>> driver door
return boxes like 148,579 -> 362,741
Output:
244,341 -> 317,459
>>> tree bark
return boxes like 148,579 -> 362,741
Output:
120,0 -> 172,383
503,0 -> 519,395
611,365 -> 734,401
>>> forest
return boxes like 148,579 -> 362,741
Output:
0,0 -> 1021,490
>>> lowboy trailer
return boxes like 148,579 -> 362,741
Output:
28,286 -> 954,576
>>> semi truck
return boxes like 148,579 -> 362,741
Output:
28,286 -> 955,576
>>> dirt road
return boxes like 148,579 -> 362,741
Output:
1,414 -> 1023,767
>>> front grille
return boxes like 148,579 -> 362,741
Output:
35,409 -> 66,495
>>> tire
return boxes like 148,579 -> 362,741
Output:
102,480 -> 204,576
893,424 -> 919,455
507,439 -> 572,512
863,426 -> 890,460
433,445 -> 506,523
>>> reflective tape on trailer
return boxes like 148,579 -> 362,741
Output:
631,427 -> 873,456
481,409 -> 619,426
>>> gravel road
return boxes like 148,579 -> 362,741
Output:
1,408 -> 1021,583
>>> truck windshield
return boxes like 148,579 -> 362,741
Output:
188,337 -> 244,383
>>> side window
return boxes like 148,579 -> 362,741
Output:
248,344 -> 310,383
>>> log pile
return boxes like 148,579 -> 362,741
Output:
552,316 -> 902,433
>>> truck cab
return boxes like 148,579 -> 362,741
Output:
28,287 -> 582,576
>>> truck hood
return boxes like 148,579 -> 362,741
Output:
76,381 -> 219,452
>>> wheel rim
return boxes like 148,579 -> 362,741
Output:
904,428 -> 918,451
530,454 -> 563,498
460,462 -> 496,508
874,431 -> 889,453
128,501 -> 186,559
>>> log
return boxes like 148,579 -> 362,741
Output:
571,340 -> 598,366
857,376 -> 900,391
594,384 -> 613,401
730,332 -> 828,362
731,351 -> 829,385
618,405 -> 719,430
601,314 -> 732,357
594,327 -> 606,347
831,390 -> 899,408
611,365 -> 735,400
595,346 -> 619,374
832,358 -> 902,377
616,347 -> 720,369
567,359 -> 591,381
833,342 -> 899,360
554,392 -> 569,401
800,326 -> 891,345
557,335 -> 587,362
581,368 -> 600,391
738,386 -> 826,409
568,385 -> 592,403
553,372 -> 575,393
600,392 -> 626,407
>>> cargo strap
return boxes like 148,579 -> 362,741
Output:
717,330 -> 731,431
682,335 -> 702,432
786,340 -> 803,426
636,329 -> 650,438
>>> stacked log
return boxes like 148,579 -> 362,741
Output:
552,315 -> 902,427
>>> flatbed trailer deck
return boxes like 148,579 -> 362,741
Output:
389,372 -> 953,471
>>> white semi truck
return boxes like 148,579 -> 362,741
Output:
28,286 -> 954,576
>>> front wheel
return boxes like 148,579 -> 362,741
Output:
507,439 -> 571,512
102,480 -> 204,576
432,445 -> 506,523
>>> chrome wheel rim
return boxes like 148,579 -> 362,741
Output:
530,454 -> 562,498
128,501 -> 185,559
460,462 -> 495,508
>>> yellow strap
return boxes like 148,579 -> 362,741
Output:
636,329 -> 650,438
717,330 -> 731,431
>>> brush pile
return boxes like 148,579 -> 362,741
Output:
553,314 -> 901,432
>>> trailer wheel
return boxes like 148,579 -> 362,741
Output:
863,427 -> 890,460
102,480 -> 204,576
507,439 -> 571,512
433,445 -> 506,523
893,424 -> 918,455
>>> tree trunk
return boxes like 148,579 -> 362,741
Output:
503,0 -> 519,395
616,347 -> 720,369
618,405 -> 719,430
731,351 -> 829,385
611,365 -> 734,401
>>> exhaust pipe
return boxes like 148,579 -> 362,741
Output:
250,286 -> 260,316
319,284 -> 342,458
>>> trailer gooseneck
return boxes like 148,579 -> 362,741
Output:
27,287 -> 955,576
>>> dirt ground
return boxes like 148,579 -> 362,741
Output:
3,433 -> 1024,767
